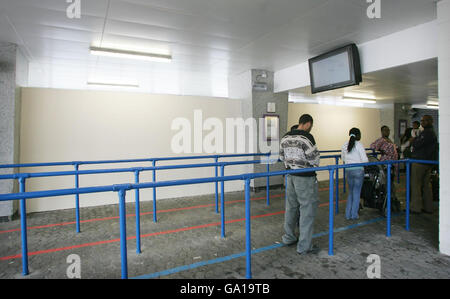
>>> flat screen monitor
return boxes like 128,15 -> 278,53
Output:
308,44 -> 362,94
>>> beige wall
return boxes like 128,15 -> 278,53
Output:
288,103 -> 382,181
20,88 -> 246,213
18,88 -> 383,212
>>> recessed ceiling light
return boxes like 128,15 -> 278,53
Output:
90,47 -> 172,63
87,81 -> 139,88
343,93 -> 376,100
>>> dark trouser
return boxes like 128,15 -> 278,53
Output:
411,163 -> 433,213
282,175 -> 319,253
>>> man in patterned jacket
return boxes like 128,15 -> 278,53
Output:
279,114 -> 321,255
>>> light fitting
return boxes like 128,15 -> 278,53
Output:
90,47 -> 172,63
87,81 -> 139,88
341,97 -> 377,104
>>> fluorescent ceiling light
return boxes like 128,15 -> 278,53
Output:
343,93 -> 376,100
90,47 -> 172,63
412,103 -> 439,110
288,93 -> 318,103
341,97 -> 376,104
289,99 -> 317,104
87,81 -> 139,88
289,98 -> 319,104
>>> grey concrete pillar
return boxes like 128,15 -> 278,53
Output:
229,69 -> 289,189
251,70 -> 288,188
0,42 -> 27,221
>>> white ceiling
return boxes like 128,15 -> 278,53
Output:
0,0 -> 438,97
290,58 -> 438,105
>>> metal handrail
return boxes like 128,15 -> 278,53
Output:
0,153 -> 272,169
0,154 -> 355,181
0,158 -> 437,279
0,149 -> 377,169
0,152 -> 273,233
0,152 -> 352,232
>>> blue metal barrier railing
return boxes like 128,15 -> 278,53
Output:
0,159 -> 274,257
0,157 -> 438,279
0,151 -> 349,233
0,147 -> 379,218
0,150 -> 375,277
0,148 -> 377,273
243,158 -> 437,278
0,154 -> 339,248
0,153 -> 271,233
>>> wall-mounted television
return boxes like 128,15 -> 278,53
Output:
308,43 -> 362,94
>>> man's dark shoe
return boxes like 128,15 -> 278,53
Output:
282,240 -> 297,247
297,245 -> 320,255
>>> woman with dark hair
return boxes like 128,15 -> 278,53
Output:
341,128 -> 369,220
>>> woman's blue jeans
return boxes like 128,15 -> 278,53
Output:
345,168 -> 365,220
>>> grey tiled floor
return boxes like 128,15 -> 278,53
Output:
0,178 -> 449,279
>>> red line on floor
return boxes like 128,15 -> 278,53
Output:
1,183 -> 405,235
0,212 -> 271,261
0,199 -> 348,261
0,238 -> 122,260
0,194 -> 285,235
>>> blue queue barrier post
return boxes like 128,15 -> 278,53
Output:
386,164 -> 392,237
118,189 -> 128,279
74,163 -> 81,233
215,156 -> 219,214
266,162 -> 270,206
343,168 -> 346,194
0,159 -> 439,279
406,161 -> 411,231
152,160 -> 157,223
285,175 -> 288,203
335,157 -> 339,215
134,170 -> 142,254
220,165 -> 226,238
328,169 -> 335,256
244,178 -> 252,279
19,177 -> 29,276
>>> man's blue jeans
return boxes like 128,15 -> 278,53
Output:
282,175 -> 319,254
345,168 -> 365,220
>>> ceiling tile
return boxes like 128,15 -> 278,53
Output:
0,0 -> 437,99
103,19 -> 249,52
108,0 -> 199,31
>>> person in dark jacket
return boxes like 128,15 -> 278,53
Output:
410,115 -> 438,214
